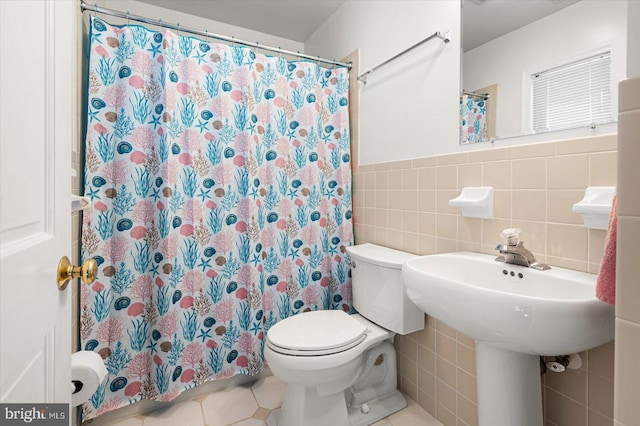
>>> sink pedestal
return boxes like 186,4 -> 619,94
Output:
475,342 -> 542,426
402,252 -> 615,426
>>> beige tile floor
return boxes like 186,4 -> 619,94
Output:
94,375 -> 442,426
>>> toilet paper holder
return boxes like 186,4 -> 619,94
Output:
71,351 -> 108,407
71,380 -> 84,394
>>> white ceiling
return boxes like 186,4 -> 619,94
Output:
463,0 -> 579,51
136,0 -> 580,49
136,0 -> 345,42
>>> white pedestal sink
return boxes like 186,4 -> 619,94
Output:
402,252 -> 614,426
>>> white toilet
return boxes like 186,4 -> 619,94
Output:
264,243 -> 424,426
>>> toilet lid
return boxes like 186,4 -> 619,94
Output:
267,310 -> 368,356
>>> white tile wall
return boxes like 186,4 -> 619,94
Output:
619,78 -> 640,113
615,217 -> 640,324
614,319 -> 640,424
617,109 -> 640,217
614,75 -> 640,426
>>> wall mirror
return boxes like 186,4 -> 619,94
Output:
460,0 -> 627,145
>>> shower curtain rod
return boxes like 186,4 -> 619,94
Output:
79,1 -> 352,70
462,90 -> 490,100
357,31 -> 450,84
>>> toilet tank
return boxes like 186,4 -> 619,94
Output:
346,244 -> 424,335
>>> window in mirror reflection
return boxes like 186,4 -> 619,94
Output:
531,51 -> 612,133
461,0 -> 626,144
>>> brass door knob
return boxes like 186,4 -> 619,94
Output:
57,256 -> 98,290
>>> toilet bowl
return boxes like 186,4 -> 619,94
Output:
264,243 -> 424,426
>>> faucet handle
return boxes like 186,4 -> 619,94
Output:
500,228 -> 522,246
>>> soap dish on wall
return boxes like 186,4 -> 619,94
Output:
449,187 -> 494,218
572,187 -> 616,230
72,195 -> 91,212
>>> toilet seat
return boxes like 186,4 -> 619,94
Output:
267,310 -> 368,356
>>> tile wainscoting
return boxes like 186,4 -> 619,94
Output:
352,134 -> 617,426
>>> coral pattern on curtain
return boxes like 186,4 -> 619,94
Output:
81,17 -> 353,419
460,94 -> 487,144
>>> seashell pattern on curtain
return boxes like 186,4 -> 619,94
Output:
81,16 -> 353,419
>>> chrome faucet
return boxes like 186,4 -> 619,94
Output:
495,229 -> 550,271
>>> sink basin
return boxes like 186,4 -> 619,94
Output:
402,251 -> 614,355
402,251 -> 615,426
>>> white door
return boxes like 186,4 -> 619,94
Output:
0,0 -> 75,411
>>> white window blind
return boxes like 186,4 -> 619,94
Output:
531,52 -> 612,133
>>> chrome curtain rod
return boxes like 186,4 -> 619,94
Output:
357,31 -> 449,84
79,1 -> 352,70
461,90 -> 490,100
